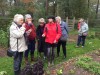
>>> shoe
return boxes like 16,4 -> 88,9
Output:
51,62 -> 54,65
14,70 -> 20,75
82,46 -> 84,48
48,62 -> 51,66
25,57 -> 28,65
44,56 -> 46,60
76,46 -> 79,48
31,56 -> 34,62
64,56 -> 66,58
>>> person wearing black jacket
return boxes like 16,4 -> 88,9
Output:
36,18 -> 46,59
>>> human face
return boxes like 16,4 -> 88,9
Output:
17,18 -> 24,25
48,18 -> 53,23
40,22 -> 44,27
80,21 -> 84,25
26,18 -> 32,22
56,18 -> 61,24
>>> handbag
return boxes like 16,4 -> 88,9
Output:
7,38 -> 18,57
82,32 -> 88,36
60,34 -> 67,41
60,26 -> 68,41
7,49 -> 14,57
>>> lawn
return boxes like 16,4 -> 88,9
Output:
0,29 -> 100,75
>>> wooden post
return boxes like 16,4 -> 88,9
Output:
87,18 -> 89,24
73,17 -> 75,29
66,17 -> 68,23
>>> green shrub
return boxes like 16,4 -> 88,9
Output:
0,29 -> 8,47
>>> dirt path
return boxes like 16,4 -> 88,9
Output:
68,34 -> 78,43
45,50 -> 100,75
0,46 -> 7,57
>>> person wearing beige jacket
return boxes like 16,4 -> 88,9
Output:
10,14 -> 27,75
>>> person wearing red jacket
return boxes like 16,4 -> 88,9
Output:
77,22 -> 81,30
24,14 -> 36,64
42,16 -> 61,66
77,19 -> 83,30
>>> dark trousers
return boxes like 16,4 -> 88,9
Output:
25,40 -> 35,58
14,52 -> 23,75
57,40 -> 67,57
46,43 -> 56,63
77,35 -> 86,46
38,39 -> 47,57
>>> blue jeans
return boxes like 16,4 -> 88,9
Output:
25,40 -> 35,58
14,52 -> 23,75
77,35 -> 86,46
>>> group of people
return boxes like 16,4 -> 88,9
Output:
9,14 -> 68,75
9,14 -> 88,75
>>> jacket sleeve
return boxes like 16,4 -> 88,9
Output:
83,23 -> 89,33
10,26 -> 26,39
55,24 -> 62,41
78,22 -> 80,30
43,25 -> 47,36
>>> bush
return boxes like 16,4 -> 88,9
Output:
0,29 -> 8,47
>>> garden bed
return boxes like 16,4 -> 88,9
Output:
45,50 -> 100,75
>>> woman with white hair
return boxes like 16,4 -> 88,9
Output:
36,18 -> 46,59
10,14 -> 27,75
56,16 -> 69,58
24,14 -> 36,64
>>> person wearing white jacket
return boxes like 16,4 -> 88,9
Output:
76,18 -> 89,47
10,14 -> 27,75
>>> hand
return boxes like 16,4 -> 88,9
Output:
28,21 -> 32,24
26,31 -> 30,36
54,40 -> 57,43
28,29 -> 32,32
22,23 -> 26,27
42,34 -> 45,37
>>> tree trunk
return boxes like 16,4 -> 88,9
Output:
14,0 -> 20,6
96,0 -> 99,18
88,0 -> 90,8
46,0 -> 48,16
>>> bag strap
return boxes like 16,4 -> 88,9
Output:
17,38 -> 18,51
64,26 -> 68,34
45,23 -> 58,33
9,29 -> 19,51
56,24 -> 58,33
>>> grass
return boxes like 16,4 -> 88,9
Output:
0,30 -> 100,75
76,56 -> 100,75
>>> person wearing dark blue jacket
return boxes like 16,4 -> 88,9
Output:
56,16 -> 69,58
